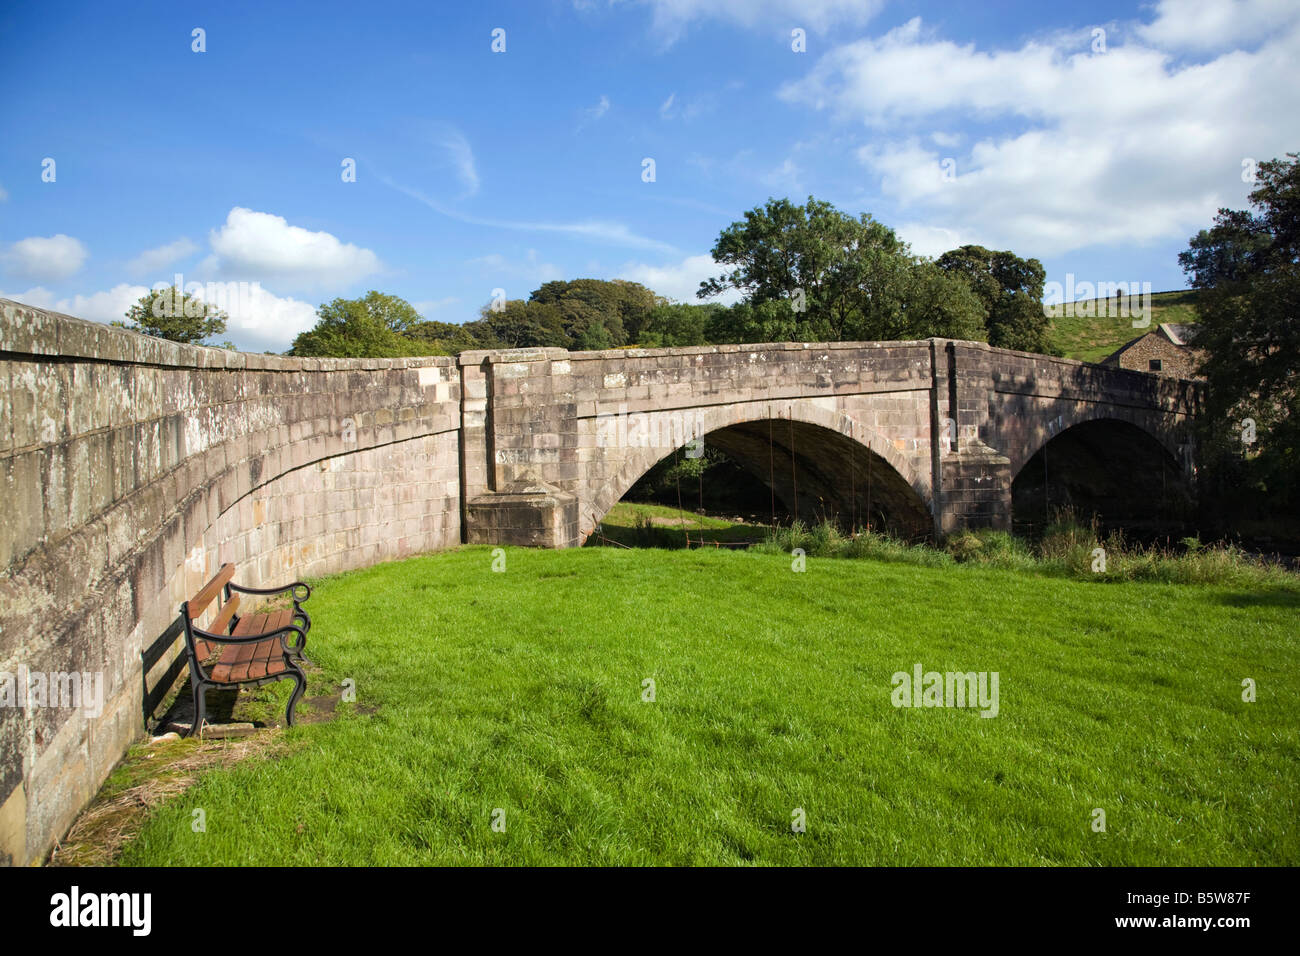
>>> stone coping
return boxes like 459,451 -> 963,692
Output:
0,299 -> 456,372
4,296 -> 1197,385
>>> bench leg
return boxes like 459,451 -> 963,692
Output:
290,619 -> 312,666
191,680 -> 206,738
285,666 -> 307,727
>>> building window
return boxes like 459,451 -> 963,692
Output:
1149,359 -> 1163,371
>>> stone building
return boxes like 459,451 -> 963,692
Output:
1102,323 -> 1205,379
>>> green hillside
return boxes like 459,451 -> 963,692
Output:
1047,289 -> 1199,363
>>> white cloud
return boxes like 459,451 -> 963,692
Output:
127,237 -> 199,276
411,296 -> 461,316
469,250 -> 564,285
2,234 -> 88,281
207,207 -> 382,288
0,183 -> 8,201
761,157 -> 803,193
780,8 -> 1300,258
1136,0 -> 1300,51
2,280 -> 319,353
437,128 -> 480,196
214,283 -> 319,352
614,253 -> 741,304
585,95 -> 611,121
620,0 -> 885,45
895,223 -> 971,259
0,283 -> 147,323
659,90 -> 720,121
381,174 -> 678,253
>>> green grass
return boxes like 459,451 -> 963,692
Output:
1048,289 -> 1199,362
114,545 -> 1299,866
592,501 -> 769,548
758,517 -> 1295,588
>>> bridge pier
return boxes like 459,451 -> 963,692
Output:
929,339 -> 1014,535
936,442 -> 1013,535
466,478 -> 578,549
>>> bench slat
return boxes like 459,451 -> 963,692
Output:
230,642 -> 256,681
188,564 -> 236,620
208,593 -> 241,635
209,639 -> 287,684
215,642 -> 247,682
232,608 -> 291,637
247,646 -> 275,680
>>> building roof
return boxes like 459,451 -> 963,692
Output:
1102,323 -> 1201,365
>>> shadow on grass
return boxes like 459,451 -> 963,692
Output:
1214,588 -> 1300,610
589,521 -> 768,550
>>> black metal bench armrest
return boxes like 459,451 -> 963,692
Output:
226,581 -> 311,602
190,623 -> 307,651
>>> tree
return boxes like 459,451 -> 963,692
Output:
1182,152 -> 1300,516
407,319 -> 483,354
290,291 -> 440,357
464,298 -> 568,350
1178,208 -> 1273,289
898,261 -> 987,342
529,278 -> 660,348
700,196 -> 987,343
637,303 -> 725,347
121,285 -> 229,345
936,245 -> 1049,352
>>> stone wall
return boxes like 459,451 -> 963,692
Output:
0,299 -> 462,866
1105,331 -> 1206,380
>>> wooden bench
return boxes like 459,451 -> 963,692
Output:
180,563 -> 313,735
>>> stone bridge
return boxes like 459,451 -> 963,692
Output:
0,299 -> 1199,865
460,338 -> 1200,546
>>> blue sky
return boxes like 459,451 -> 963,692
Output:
1,0 -> 1296,351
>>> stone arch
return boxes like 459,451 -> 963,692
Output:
1010,415 -> 1193,536
1006,401 -> 1191,480
581,400 -> 932,541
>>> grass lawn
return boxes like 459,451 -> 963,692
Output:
114,545 -> 1298,866
592,500 -> 769,548
1048,290 -> 1199,362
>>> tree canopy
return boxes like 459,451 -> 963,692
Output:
528,278 -> 661,349
283,200 -> 1059,360
1181,152 -> 1300,517
699,196 -> 986,342
936,244 -> 1050,353
119,285 -> 230,346
290,291 -> 438,358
